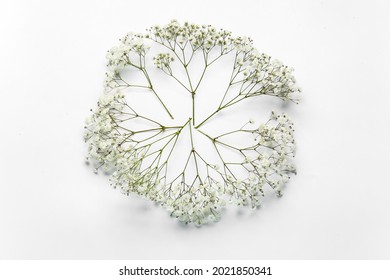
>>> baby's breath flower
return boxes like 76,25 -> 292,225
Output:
84,20 -> 300,226
153,53 -> 174,69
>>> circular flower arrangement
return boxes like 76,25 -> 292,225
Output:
84,20 -> 300,225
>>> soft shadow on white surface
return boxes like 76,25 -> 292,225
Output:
0,0 -> 389,259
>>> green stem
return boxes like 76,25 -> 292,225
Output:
141,68 -> 174,119
192,93 -> 195,125
194,108 -> 220,129
150,87 -> 174,119
188,120 -> 200,177
193,65 -> 208,93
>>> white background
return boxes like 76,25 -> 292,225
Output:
0,0 -> 389,260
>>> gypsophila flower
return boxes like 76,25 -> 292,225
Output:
84,20 -> 300,226
153,53 -> 174,70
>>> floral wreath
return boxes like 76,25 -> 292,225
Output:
84,20 -> 300,225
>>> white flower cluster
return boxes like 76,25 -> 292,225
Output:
103,70 -> 119,90
257,111 -> 296,155
148,19 -> 234,52
104,33 -> 151,92
245,54 -> 300,102
160,183 -> 224,226
84,91 -> 125,172
110,152 -> 160,197
249,112 -> 296,197
233,36 -> 254,52
84,20 -> 300,226
106,33 -> 149,71
153,53 -> 174,69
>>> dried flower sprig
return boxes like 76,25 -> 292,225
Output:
84,20 -> 300,225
